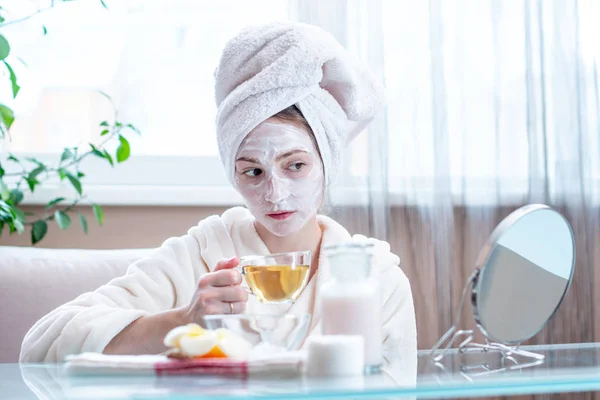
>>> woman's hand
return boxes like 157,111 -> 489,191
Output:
183,257 -> 248,323
105,257 -> 248,356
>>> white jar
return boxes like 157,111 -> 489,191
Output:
320,242 -> 382,373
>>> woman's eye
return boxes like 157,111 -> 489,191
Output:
243,168 -> 263,177
288,162 -> 306,172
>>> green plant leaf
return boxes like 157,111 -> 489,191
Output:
103,150 -> 114,167
45,197 -> 66,209
3,61 -> 20,98
60,148 -> 75,163
0,162 -> 4,177
31,220 -> 48,244
25,157 -> 44,166
116,135 -> 130,163
66,173 -> 82,195
92,204 -> 104,226
0,15 -> 4,24
5,202 -> 17,216
54,210 -> 71,230
78,213 -> 88,234
100,121 -> 109,127
58,168 -> 67,180
100,0 -> 108,8
9,189 -> 23,205
43,26 -> 48,35
126,123 -> 141,135
0,104 -> 15,130
0,201 -> 11,219
28,165 -> 46,180
0,34 -> 9,61
0,178 -> 9,200
77,171 -> 85,178
13,207 -> 26,234
97,90 -> 111,101
90,145 -> 104,158
0,220 -> 4,238
100,129 -> 110,136
7,154 -> 19,163
13,219 -> 24,234
25,176 -> 39,192
14,206 -> 25,221
90,144 -> 114,167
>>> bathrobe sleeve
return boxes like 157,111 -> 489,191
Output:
20,234 -> 210,363
379,262 -> 418,367
20,207 -> 253,363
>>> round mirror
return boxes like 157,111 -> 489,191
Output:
472,204 -> 576,345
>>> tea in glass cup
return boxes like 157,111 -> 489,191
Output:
239,251 -> 311,304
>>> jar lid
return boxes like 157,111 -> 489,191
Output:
323,242 -> 373,281
323,242 -> 374,254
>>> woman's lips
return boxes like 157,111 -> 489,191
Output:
267,211 -> 295,220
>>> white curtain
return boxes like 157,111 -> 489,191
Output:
293,0 -> 600,351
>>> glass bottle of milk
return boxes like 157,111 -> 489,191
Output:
320,242 -> 382,373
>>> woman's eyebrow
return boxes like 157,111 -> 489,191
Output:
236,156 -> 260,163
236,150 -> 308,163
277,149 -> 308,160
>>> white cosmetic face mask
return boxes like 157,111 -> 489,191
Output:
233,120 -> 325,237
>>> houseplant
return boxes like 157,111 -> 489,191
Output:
0,0 -> 139,244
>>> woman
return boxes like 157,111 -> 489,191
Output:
20,22 -> 416,364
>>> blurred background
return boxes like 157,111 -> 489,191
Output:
1,0 -> 600,351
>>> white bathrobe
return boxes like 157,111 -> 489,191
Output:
20,207 -> 417,366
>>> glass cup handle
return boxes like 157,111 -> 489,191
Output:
235,265 -> 254,297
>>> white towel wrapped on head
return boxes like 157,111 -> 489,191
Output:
214,21 -> 386,186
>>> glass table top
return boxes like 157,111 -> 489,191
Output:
3,343 -> 600,399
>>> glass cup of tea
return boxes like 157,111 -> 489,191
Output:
238,251 -> 311,304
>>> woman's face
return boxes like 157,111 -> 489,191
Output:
234,119 -> 324,237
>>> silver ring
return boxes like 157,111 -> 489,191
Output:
229,302 -> 234,314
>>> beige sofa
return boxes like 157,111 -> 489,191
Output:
0,245 -> 152,363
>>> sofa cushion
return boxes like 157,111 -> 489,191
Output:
0,246 -> 151,363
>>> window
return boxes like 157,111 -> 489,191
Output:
2,0 -> 290,205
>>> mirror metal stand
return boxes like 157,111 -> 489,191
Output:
429,269 -> 544,377
433,354 -> 544,383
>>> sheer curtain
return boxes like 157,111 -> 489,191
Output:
294,0 -> 600,352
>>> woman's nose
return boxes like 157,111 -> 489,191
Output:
265,176 -> 290,203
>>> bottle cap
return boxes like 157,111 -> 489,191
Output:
324,243 -> 373,281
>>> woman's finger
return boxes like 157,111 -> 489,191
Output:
224,301 -> 246,315
213,285 -> 248,303
214,256 -> 239,271
205,269 -> 242,287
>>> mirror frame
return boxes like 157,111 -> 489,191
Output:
470,204 -> 576,345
